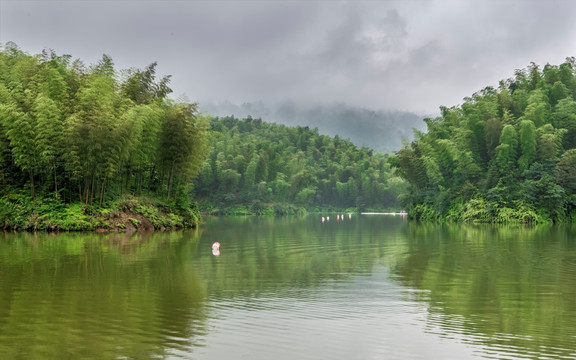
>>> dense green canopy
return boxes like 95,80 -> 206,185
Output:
0,43 -> 405,226
390,58 -> 576,223
193,116 -> 404,213
0,43 -> 210,207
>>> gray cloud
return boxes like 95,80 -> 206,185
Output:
1,0 -> 575,114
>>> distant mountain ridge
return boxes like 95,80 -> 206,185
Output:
200,101 -> 427,153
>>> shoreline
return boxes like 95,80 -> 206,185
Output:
0,195 -> 200,232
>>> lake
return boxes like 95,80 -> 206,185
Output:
0,215 -> 575,359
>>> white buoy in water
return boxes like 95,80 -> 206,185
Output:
212,242 -> 221,256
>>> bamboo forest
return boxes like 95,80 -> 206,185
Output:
193,116 -> 403,214
0,44 -> 210,229
390,57 -> 576,223
1,44 -> 576,228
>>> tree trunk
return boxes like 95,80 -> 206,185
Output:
117,159 -> 124,198
90,175 -> 96,208
29,171 -> 35,199
167,163 -> 175,198
137,169 -> 143,195
99,179 -> 106,207
53,162 -> 59,199
126,166 -> 132,195
149,165 -> 156,191
84,178 -> 89,206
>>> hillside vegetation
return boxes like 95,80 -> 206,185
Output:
193,116 -> 404,214
390,58 -> 576,223
0,43 -> 209,230
201,101 -> 425,153
0,44 -> 404,228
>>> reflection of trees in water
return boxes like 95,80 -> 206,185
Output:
0,230 -> 207,360
8,219 -> 573,359
392,222 -> 576,359
195,216 -> 409,297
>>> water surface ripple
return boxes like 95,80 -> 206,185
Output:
0,217 -> 575,359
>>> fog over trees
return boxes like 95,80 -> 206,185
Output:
200,101 -> 426,153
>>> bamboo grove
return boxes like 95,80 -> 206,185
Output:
389,58 -> 576,223
193,116 -> 404,213
0,43 -> 210,207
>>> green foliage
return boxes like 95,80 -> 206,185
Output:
495,124 -> 518,172
0,193 -> 104,230
128,217 -> 140,228
393,58 -> 576,223
461,198 -> 492,223
0,44 -> 209,228
556,149 -> 576,193
518,120 -> 537,171
460,198 -> 543,224
193,116 -> 404,213
0,192 -> 201,231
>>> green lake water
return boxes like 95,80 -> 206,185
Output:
0,215 -> 575,359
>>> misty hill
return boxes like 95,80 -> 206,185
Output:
200,101 -> 426,153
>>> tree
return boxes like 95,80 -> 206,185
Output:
523,90 -> 551,127
158,103 -> 210,198
549,81 -> 570,107
0,104 -> 39,197
518,120 -> 537,172
495,124 -> 518,173
34,93 -> 64,195
554,99 -> 576,149
121,62 -> 172,105
536,124 -> 565,163
243,155 -> 258,191
391,143 -> 429,190
556,149 -> 576,194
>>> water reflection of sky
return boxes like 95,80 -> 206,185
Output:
194,268 -> 483,360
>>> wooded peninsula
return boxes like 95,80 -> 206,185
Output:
389,57 -> 576,223
0,44 -> 210,230
1,43 -> 575,229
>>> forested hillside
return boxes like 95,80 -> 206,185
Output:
193,116 -> 404,214
201,101 -> 426,153
390,58 -> 576,223
0,44 -> 210,229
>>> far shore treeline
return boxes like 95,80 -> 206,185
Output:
389,58 -> 576,224
192,116 -> 404,215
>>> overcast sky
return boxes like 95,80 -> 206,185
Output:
1,0 -> 575,114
